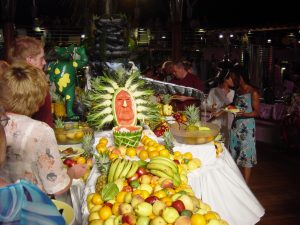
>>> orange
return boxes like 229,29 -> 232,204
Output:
116,191 -> 127,203
174,151 -> 182,157
98,137 -> 108,146
109,153 -> 119,160
147,140 -> 156,147
149,151 -> 159,159
161,196 -> 172,206
112,202 -> 121,215
191,213 -> 206,225
159,149 -> 170,158
77,156 -> 86,164
99,205 -> 112,220
75,131 -> 84,139
91,193 -> 103,205
139,150 -> 149,160
183,152 -> 193,160
156,144 -> 166,151
96,144 -> 107,153
204,211 -> 220,221
147,146 -> 156,152
126,147 -> 137,158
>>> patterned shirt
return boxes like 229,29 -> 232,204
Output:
1,113 -> 70,194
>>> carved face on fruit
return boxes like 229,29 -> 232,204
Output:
115,89 -> 135,125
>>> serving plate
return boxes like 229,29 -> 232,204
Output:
58,147 -> 84,158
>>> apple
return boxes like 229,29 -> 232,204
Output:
145,196 -> 159,205
119,203 -> 133,215
135,202 -> 153,217
180,210 -> 192,218
136,216 -> 150,225
174,216 -> 191,225
88,211 -> 101,221
161,179 -> 174,189
207,219 -> 221,225
122,213 -> 137,225
89,219 -> 104,225
127,173 -> 140,182
131,195 -> 144,208
139,175 -> 151,184
150,216 -> 167,225
63,158 -> 76,167
172,200 -> 185,213
178,195 -> 194,211
118,145 -> 127,155
137,167 -> 148,176
138,184 -> 153,194
162,207 -> 180,223
173,159 -> 180,164
104,202 -> 113,208
122,185 -> 133,192
152,200 -> 166,216
124,192 -> 133,203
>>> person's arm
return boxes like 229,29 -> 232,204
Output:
236,90 -> 260,118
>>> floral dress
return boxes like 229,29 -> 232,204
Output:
2,113 -> 70,194
229,93 -> 257,167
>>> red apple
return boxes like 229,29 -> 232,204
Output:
173,159 -> 180,165
104,202 -> 113,208
137,167 -> 148,176
172,200 -> 185,213
122,185 -> 133,192
127,173 -> 140,182
63,158 -> 76,167
145,196 -> 159,205
122,213 -> 136,225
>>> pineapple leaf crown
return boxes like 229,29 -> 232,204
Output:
184,104 -> 200,125
161,94 -> 173,104
54,117 -> 64,128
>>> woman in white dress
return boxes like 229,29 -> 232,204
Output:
204,68 -> 235,147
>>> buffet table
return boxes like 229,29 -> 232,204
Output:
75,130 -> 264,225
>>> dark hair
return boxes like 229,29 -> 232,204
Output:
230,64 -> 250,84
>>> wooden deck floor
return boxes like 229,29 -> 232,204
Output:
249,142 -> 300,225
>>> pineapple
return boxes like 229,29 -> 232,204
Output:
81,132 -> 94,159
163,130 -> 174,154
162,94 -> 173,116
95,151 -> 111,193
54,117 -> 64,129
184,105 -> 201,131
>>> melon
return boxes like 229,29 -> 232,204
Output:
113,125 -> 143,147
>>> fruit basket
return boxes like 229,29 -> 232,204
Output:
169,122 -> 220,145
113,125 -> 143,147
54,122 -> 93,145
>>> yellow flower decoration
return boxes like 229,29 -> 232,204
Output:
54,68 -> 60,75
72,61 -> 78,68
66,95 -> 70,100
58,73 -> 70,92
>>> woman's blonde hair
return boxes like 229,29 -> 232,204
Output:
8,36 -> 44,63
0,60 -> 9,78
0,63 -> 48,116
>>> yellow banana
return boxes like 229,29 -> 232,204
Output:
147,163 -> 174,177
108,158 -> 121,183
113,159 -> 126,181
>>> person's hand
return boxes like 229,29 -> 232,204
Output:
67,164 -> 88,179
212,110 -> 224,118
172,95 -> 193,102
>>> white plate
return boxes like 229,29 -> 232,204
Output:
59,146 -> 84,158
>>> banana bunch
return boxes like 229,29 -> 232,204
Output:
108,159 -> 139,182
147,156 -> 181,187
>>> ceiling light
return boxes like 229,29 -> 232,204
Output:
267,39 -> 272,43
230,34 -> 234,38
219,34 -> 223,39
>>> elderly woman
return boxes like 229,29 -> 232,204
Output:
0,62 -> 86,195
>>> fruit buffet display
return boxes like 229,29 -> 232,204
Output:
74,66 -> 227,225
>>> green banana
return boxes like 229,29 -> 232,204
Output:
118,160 -> 132,179
114,159 -> 126,181
172,172 -> 181,187
108,158 -> 121,183
147,163 -> 174,177
150,169 -> 174,180
150,158 -> 178,173
125,161 -> 139,178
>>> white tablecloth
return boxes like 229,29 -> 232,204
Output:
78,130 -> 265,225
174,142 -> 265,225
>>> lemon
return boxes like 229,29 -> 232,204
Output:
75,130 -> 84,139
126,147 -> 137,158
191,213 -> 207,225
183,152 -> 193,160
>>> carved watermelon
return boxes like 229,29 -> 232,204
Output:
112,125 -> 143,147
112,88 -> 137,126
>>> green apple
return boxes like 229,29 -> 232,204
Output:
162,207 -> 180,223
135,202 -> 153,217
136,216 -> 150,225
